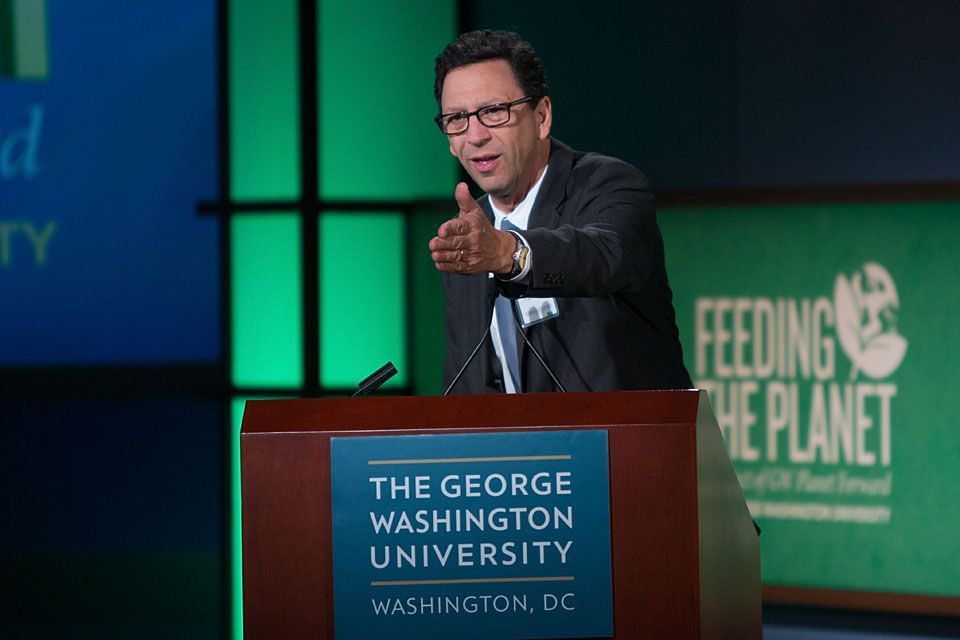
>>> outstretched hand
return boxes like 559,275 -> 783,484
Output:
429,182 -> 516,275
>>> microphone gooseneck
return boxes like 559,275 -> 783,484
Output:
442,325 -> 491,396
509,298 -> 566,393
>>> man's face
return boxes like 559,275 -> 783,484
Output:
441,59 -> 551,209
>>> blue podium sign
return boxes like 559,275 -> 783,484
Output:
330,429 -> 613,640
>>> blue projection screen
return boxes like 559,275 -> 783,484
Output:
0,1 -> 217,365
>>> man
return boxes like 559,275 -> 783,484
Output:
429,30 -> 691,394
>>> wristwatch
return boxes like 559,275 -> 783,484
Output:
509,235 -> 529,278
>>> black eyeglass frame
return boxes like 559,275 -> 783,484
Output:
434,96 -> 538,135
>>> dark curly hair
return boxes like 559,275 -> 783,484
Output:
433,30 -> 549,108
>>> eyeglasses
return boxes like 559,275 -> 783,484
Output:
434,96 -> 537,135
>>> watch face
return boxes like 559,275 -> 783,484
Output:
518,246 -> 529,270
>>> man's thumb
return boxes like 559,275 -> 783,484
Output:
455,182 -> 480,216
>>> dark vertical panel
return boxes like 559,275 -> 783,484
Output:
465,0 -> 737,190
300,0 -> 320,394
409,208 -> 451,395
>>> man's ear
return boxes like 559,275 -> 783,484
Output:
536,96 -> 552,140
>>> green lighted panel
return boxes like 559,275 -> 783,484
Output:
231,215 -> 303,387
227,1 -> 456,637
0,0 -> 50,79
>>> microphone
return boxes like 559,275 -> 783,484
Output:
442,325 -> 491,396
508,297 -> 567,393
351,361 -> 398,397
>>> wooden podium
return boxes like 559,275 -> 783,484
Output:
241,390 -> 760,639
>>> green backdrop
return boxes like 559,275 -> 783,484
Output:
226,1 -> 456,637
661,201 -> 960,596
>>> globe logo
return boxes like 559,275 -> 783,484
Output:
834,263 -> 908,380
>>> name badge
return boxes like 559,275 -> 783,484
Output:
516,297 -> 559,328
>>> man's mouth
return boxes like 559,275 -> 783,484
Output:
470,154 -> 500,172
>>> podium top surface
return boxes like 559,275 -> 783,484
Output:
240,389 -> 702,435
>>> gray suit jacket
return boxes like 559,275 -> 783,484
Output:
442,139 -> 691,394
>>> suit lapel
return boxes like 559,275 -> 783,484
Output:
528,138 -> 575,230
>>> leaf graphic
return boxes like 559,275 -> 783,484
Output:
833,274 -> 863,377
858,333 -> 908,379
834,263 -> 907,380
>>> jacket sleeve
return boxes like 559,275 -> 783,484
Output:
499,158 -> 658,299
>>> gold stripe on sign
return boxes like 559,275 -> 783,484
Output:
371,576 -> 574,587
368,455 -> 571,465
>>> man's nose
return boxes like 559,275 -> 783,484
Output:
464,115 -> 492,145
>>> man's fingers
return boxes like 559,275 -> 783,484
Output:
437,216 -> 471,239
431,245 -> 466,262
430,232 -> 465,252
432,248 -> 469,273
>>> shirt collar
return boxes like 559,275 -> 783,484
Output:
490,164 -> 550,231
